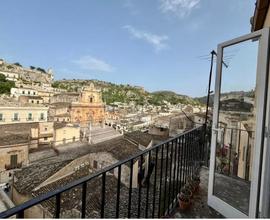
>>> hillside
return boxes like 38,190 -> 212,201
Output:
52,79 -> 203,106
195,90 -> 255,106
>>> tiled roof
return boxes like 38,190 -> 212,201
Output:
32,165 -> 158,218
125,131 -> 168,147
0,122 -> 38,146
14,160 -> 71,195
53,122 -> 68,130
0,134 -> 29,146
87,137 -> 141,161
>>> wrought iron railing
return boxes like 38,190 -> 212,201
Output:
4,162 -> 22,170
0,126 -> 206,218
213,126 -> 254,181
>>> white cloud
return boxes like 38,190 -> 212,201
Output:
159,0 -> 200,18
73,56 -> 114,72
123,25 -> 169,51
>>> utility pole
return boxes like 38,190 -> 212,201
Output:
88,119 -> 92,144
204,50 -> 215,128
203,50 -> 228,165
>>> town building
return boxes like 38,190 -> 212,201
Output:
0,134 -> 30,183
10,87 -> 38,98
53,123 -> 80,146
0,105 -> 48,124
48,102 -> 71,122
50,92 -> 79,104
70,83 -> 105,126
18,96 -> 44,105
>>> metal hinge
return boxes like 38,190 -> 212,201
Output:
265,127 -> 270,138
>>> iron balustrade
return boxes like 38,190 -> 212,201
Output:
0,126 -> 206,218
213,126 -> 254,181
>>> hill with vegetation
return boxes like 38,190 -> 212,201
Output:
0,74 -> 15,94
52,79 -> 203,106
194,90 -> 255,106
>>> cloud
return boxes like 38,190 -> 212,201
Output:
123,0 -> 139,15
123,25 -> 169,51
159,0 -> 200,18
73,56 -> 114,72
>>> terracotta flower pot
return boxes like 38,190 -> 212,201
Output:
178,197 -> 191,211
194,184 -> 200,194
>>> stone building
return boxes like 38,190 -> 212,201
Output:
10,87 -> 38,98
53,123 -> 80,146
18,96 -> 44,105
48,102 -> 71,122
149,113 -> 194,138
70,83 -> 105,126
0,105 -> 48,124
0,134 -> 30,183
50,92 -> 79,104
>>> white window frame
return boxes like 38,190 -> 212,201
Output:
208,28 -> 270,218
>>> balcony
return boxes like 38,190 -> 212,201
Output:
4,162 -> 22,171
11,118 -> 20,122
26,117 -> 34,121
0,126 -> 212,218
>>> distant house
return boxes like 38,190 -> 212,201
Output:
0,103 -> 48,124
48,102 -> 71,122
10,87 -> 38,98
53,123 -> 80,146
0,133 -> 30,183
18,95 -> 44,105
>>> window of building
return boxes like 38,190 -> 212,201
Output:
28,113 -> 32,120
45,127 -> 48,131
73,136 -> 76,142
22,91 -> 25,94
63,138 -> 66,144
44,137 -> 48,141
90,97 -> 93,103
28,91 -> 30,95
13,113 -> 19,121
0,113 -> 3,121
10,154 -> 18,168
31,100 -> 34,103
37,101 -> 39,104
40,113 -> 44,120
33,92 -> 36,95
93,160 -> 98,169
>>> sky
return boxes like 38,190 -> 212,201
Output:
0,0 -> 256,97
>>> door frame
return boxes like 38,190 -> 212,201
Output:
208,28 -> 270,218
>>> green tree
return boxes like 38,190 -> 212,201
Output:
0,74 -> 15,94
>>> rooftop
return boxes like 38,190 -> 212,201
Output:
14,160 -> 71,195
124,131 -> 168,147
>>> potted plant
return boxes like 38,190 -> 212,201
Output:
192,167 -> 201,193
178,186 -> 192,211
192,174 -> 200,193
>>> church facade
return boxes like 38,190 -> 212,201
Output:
70,83 -> 105,126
